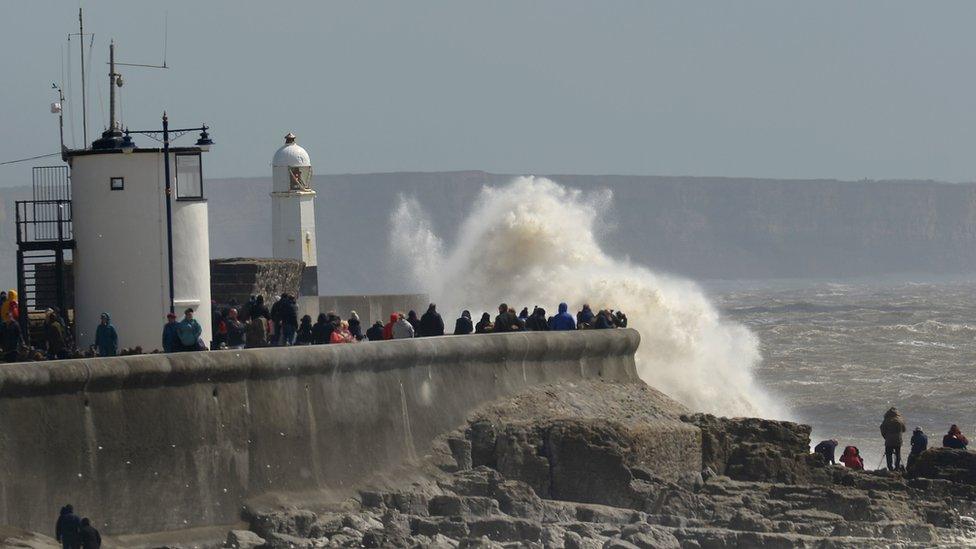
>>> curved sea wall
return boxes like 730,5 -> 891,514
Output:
0,330 -> 639,535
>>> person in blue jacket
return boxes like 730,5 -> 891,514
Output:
161,312 -> 179,353
94,313 -> 118,357
548,303 -> 577,331
907,427 -> 928,470
176,308 -> 203,351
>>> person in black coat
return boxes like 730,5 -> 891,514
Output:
55,504 -> 81,549
813,439 -> 838,465
406,310 -> 421,334
365,321 -> 385,341
475,312 -> 493,334
2,313 -> 22,363
417,304 -> 445,337
311,313 -> 334,344
525,307 -> 549,331
454,310 -> 473,335
907,427 -> 928,470
79,517 -> 101,549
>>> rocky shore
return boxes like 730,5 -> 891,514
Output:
228,380 -> 976,548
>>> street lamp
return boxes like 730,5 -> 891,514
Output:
120,113 -> 214,314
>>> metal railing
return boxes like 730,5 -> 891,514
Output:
15,200 -> 73,244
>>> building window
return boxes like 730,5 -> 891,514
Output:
175,153 -> 204,200
110,177 -> 124,191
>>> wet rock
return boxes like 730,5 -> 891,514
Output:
913,448 -> 976,485
467,516 -> 543,543
224,529 -> 265,549
458,535 -> 506,548
411,516 -> 471,539
449,437 -> 474,471
492,479 -> 545,520
429,495 -> 501,517
262,531 -> 315,548
247,509 -> 317,539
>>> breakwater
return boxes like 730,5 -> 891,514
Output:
0,329 -> 639,535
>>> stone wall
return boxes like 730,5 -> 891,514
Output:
0,329 -> 640,536
210,258 -> 304,305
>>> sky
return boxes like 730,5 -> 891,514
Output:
2,1 -> 976,184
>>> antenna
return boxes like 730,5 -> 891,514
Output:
112,12 -> 171,70
67,8 -> 92,146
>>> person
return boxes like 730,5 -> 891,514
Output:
44,309 -> 68,360
418,303 -> 445,337
176,309 -> 203,352
366,320 -> 385,341
475,312 -> 493,334
245,314 -> 269,348
548,303 -> 577,331
518,307 -> 530,322
594,309 -> 617,329
225,308 -> 246,349
393,313 -> 415,339
577,304 -> 594,329
454,310 -> 473,335
311,313 -> 333,344
250,295 -> 271,321
161,313 -> 180,353
295,314 -> 313,345
1,289 -> 19,323
94,313 -> 118,357
880,406 -> 906,471
406,310 -> 421,335
2,312 -> 22,362
212,303 -> 226,349
347,311 -> 363,340
55,504 -> 81,549
279,294 -> 299,346
383,313 -> 399,340
613,310 -> 628,328
943,424 -> 969,449
79,517 -> 101,549
269,294 -> 285,345
814,439 -> 838,465
493,303 -> 519,333
907,427 -> 928,470
525,307 -> 548,331
839,446 -> 864,470
330,320 -> 355,344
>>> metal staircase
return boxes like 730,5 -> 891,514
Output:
15,166 -> 74,344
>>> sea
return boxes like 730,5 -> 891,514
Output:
708,277 -> 976,467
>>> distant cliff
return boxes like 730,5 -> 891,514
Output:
2,172 -> 976,292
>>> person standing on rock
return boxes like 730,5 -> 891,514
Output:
55,504 -> 81,549
78,517 -> 101,549
839,445 -> 864,470
880,407 -> 907,471
907,427 -> 928,470
943,425 -> 969,449
417,303 -> 445,337
814,439 -> 838,465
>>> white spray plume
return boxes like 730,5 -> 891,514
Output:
391,176 -> 786,418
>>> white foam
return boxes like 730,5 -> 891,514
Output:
391,176 -> 786,418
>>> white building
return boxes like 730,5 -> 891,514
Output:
271,133 -> 318,305
67,132 -> 212,351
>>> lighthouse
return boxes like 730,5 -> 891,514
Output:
271,133 -> 318,307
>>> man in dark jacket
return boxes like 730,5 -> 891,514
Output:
493,303 -> 519,333
907,427 -> 928,470
880,407 -> 907,471
577,304 -> 595,328
814,439 -> 838,465
454,311 -> 473,335
406,310 -> 421,334
79,517 -> 101,549
55,504 -> 81,549
525,307 -> 548,331
44,309 -> 68,360
280,295 -> 299,346
417,304 -> 445,337
3,312 -> 23,363
161,313 -> 179,353
548,303 -> 576,331
311,313 -> 334,344
225,308 -> 246,349
594,309 -> 617,329
366,320 -> 385,341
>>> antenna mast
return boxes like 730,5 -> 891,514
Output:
79,8 -> 87,146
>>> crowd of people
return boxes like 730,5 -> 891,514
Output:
55,504 -> 101,549
204,296 -> 629,350
0,288 -> 631,362
813,406 -> 970,472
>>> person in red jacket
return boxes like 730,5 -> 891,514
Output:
839,446 -> 864,470
382,313 -> 399,340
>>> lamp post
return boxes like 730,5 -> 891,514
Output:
121,114 -> 213,314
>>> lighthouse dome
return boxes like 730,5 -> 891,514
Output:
272,133 -> 311,167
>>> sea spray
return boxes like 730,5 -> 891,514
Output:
391,176 -> 785,418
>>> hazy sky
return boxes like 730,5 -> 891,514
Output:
3,1 -> 976,183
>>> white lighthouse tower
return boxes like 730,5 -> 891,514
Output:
271,133 -> 318,307
66,42 -> 214,351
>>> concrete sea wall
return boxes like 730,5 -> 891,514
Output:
0,329 -> 639,535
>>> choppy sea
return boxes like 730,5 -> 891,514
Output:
707,277 -> 976,468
